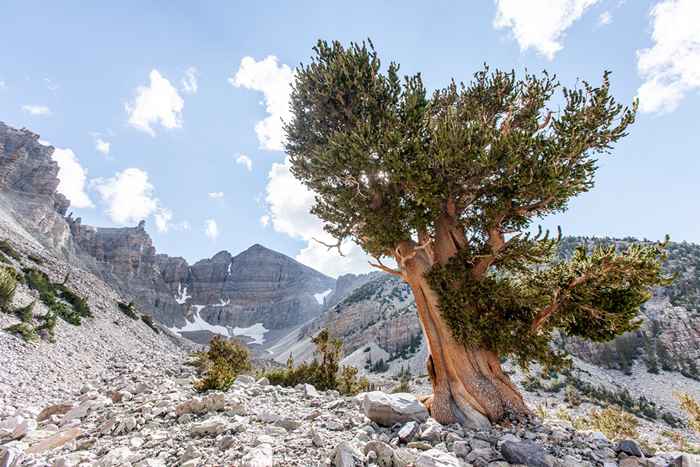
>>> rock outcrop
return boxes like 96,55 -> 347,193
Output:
0,123 -> 71,248
71,220 -> 335,346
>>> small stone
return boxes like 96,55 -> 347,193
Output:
500,441 -> 549,467
234,374 -> 256,386
420,421 -> 443,443
415,448 -> 463,467
303,383 -> 320,398
334,441 -> 365,467
190,416 -> 228,435
26,427 -> 82,454
36,403 -> 73,422
276,417 -> 301,431
452,440 -> 470,458
257,377 -> 270,386
365,440 -> 395,467
242,443 -> 273,467
398,421 -> 420,443
407,441 -> 433,451
616,439 -> 644,458
218,435 -> 236,450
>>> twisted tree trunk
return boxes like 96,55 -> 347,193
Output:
394,217 -> 530,427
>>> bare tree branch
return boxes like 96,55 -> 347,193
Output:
312,237 -> 345,257
368,257 -> 402,277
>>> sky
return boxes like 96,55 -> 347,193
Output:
1,0 -> 699,277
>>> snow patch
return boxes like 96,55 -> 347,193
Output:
231,323 -> 268,345
227,263 -> 232,275
212,298 -> 230,307
169,305 -> 229,337
314,289 -> 333,305
174,283 -> 191,305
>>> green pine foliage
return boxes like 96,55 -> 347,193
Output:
193,336 -> 252,392
117,301 -> 139,319
0,240 -> 21,262
23,268 -> 92,326
4,322 -> 38,342
0,266 -> 17,311
284,40 -> 669,370
263,329 -> 370,395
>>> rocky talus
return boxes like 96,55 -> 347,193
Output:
2,363 -> 698,467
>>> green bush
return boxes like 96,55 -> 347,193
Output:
14,301 -> 35,323
0,240 -> 21,262
117,301 -> 139,319
4,322 -> 38,342
36,310 -> 57,341
140,314 -> 160,333
587,407 -> 639,441
24,268 -> 91,325
193,336 -> 252,392
263,329 -> 369,395
0,266 -> 18,311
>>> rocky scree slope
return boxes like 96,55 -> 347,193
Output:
2,363 -> 698,467
0,122 -> 193,409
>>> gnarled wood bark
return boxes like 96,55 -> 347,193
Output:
394,216 -> 530,427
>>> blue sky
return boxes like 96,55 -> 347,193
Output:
1,1 -> 698,276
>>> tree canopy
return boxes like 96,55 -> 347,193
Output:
285,40 -> 669,369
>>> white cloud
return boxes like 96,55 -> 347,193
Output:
229,56 -> 294,151
204,219 -> 219,240
51,148 -> 93,209
208,191 -> 224,199
598,11 -> 612,26
125,70 -> 184,136
44,78 -> 59,92
0,80 -> 6,90
263,156 -> 373,277
637,0 -> 700,114
22,105 -> 51,116
95,138 -> 111,155
232,56 -> 374,276
154,208 -> 173,233
92,168 -> 171,232
236,154 -> 253,171
493,0 -> 600,60
181,67 -> 198,94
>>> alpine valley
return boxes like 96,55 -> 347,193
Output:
1,121 -> 699,466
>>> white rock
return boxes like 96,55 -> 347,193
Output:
191,416 -> 228,435
0,416 -> 36,440
96,447 -> 135,467
175,393 -> 225,416
415,448 -> 464,467
303,383 -> 320,398
334,441 -> 365,467
242,443 -> 273,467
234,375 -> 256,386
357,392 -> 428,427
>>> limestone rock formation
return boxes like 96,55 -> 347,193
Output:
0,122 -> 72,248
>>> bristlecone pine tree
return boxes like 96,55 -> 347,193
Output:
284,40 -> 670,427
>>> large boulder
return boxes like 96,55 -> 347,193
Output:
415,449 -> 464,467
500,441 -> 549,467
357,392 -> 428,427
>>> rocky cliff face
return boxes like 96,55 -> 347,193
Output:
71,219 -> 336,346
0,123 -> 71,249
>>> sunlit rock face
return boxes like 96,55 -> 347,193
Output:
0,122 -> 71,249
72,221 -> 336,346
